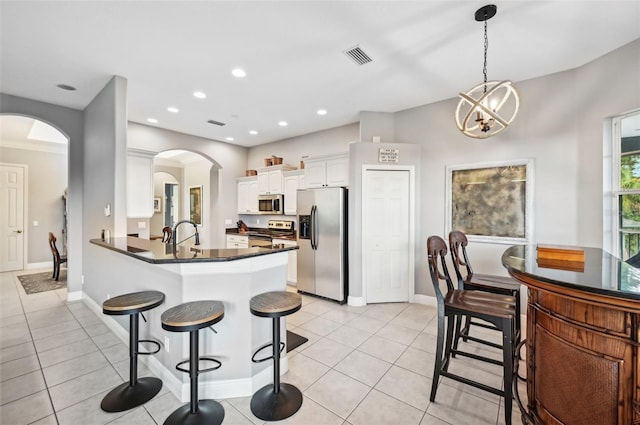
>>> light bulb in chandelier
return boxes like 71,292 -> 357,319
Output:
455,5 -> 520,139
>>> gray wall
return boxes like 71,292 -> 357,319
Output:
0,146 -> 68,263
246,38 -> 640,300
0,93 -> 84,293
247,123 -> 359,170
127,122 -> 248,247
83,76 -> 128,300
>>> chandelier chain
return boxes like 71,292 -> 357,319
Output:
483,17 -> 488,93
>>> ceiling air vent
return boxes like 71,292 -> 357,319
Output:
343,45 -> 373,66
207,119 -> 226,126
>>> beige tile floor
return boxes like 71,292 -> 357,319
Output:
1,269 -> 525,425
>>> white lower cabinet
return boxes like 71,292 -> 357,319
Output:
226,234 -> 249,248
273,238 -> 297,284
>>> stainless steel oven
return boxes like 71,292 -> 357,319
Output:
257,194 -> 284,215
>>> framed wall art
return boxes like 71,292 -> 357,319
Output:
153,197 -> 162,213
189,186 -> 202,225
445,159 -> 533,244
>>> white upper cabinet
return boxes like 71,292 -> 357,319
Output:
283,170 -> 305,215
304,152 -> 349,188
257,165 -> 295,194
237,176 -> 258,214
127,149 -> 154,218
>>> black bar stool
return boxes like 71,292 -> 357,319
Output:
161,300 -> 225,425
250,291 -> 303,421
101,290 -> 165,412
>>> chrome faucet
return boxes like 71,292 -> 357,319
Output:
172,220 -> 200,252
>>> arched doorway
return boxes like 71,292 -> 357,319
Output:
153,149 -> 222,247
0,114 -> 69,271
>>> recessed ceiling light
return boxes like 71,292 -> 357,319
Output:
226,137 -> 234,141
249,130 -> 258,135
167,107 -> 179,113
317,109 -> 327,116
231,68 -> 246,78
147,118 -> 158,124
56,84 -> 76,91
193,91 -> 207,99
278,121 -> 288,127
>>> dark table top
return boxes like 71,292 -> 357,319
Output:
90,237 -> 298,264
502,245 -> 640,301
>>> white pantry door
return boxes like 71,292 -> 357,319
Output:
363,169 -> 410,303
0,165 -> 25,272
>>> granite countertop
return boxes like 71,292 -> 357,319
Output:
502,245 -> 640,300
90,237 -> 298,264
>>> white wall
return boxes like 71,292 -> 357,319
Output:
183,158 -> 213,246
0,93 -> 84,295
0,145 -> 68,263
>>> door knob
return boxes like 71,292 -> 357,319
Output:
15,230 -> 22,233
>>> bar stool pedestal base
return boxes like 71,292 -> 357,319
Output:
100,377 -> 162,412
164,399 -> 224,425
250,383 -> 303,421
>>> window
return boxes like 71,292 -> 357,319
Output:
613,111 -> 640,262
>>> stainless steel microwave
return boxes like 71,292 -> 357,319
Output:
257,194 -> 284,215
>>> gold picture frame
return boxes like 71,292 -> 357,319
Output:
189,186 -> 202,225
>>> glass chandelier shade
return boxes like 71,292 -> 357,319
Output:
455,5 -> 520,139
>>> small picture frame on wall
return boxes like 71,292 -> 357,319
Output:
153,197 -> 162,213
189,186 -> 202,225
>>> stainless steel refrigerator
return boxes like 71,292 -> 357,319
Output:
297,187 -> 348,303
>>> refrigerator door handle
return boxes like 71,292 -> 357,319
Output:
311,205 -> 317,250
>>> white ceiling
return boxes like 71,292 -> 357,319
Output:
1,1 -> 639,147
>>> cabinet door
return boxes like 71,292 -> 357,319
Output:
248,180 -> 259,213
325,156 -> 349,187
299,174 -> 306,190
304,161 -> 326,188
268,170 -> 283,194
127,153 -> 154,217
283,176 -> 299,215
257,172 -> 269,194
237,181 -> 249,213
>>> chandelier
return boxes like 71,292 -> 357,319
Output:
455,4 -> 520,139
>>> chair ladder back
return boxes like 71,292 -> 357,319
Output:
427,236 -> 456,301
449,231 -> 475,285
49,232 -> 60,260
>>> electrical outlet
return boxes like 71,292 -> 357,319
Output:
164,336 -> 170,352
138,221 -> 146,229
107,293 -> 110,300
225,219 -> 232,225
81,275 -> 84,285
256,219 -> 260,224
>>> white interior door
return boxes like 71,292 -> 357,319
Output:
1,165 -> 25,272
364,169 -> 410,303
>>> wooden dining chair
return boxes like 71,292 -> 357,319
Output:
48,232 -> 67,281
161,226 -> 172,243
448,230 -> 521,350
427,235 -> 517,425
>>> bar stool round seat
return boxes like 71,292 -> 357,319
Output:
161,301 -> 225,425
101,290 -> 165,412
250,291 -> 302,421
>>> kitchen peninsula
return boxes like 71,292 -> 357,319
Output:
502,245 -> 640,424
86,237 -> 298,402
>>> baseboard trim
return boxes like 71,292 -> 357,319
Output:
347,295 -> 366,307
413,294 -> 437,306
25,261 -> 50,270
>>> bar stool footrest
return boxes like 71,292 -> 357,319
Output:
175,357 -> 222,375
138,339 -> 162,355
101,377 -> 162,412
164,399 -> 224,425
250,382 -> 303,421
251,341 -> 285,363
